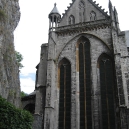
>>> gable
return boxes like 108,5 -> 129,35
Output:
59,0 -> 109,26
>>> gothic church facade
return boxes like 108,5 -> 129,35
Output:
22,0 -> 129,129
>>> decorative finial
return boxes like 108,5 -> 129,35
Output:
54,3 -> 56,7
109,0 -> 112,6
109,0 -> 112,9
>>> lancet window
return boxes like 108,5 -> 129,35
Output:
99,54 -> 116,129
78,37 -> 92,129
69,15 -> 75,25
58,58 -> 71,129
90,11 -> 96,21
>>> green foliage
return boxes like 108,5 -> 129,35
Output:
0,95 -> 33,129
15,51 -> 24,69
21,91 -> 28,98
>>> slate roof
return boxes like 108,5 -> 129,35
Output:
49,3 -> 60,15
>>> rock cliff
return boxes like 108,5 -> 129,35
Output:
0,0 -> 20,107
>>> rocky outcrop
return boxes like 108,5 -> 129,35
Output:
0,0 -> 21,107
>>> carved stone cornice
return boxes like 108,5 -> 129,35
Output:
54,19 -> 111,36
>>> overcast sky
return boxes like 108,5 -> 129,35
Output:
14,0 -> 129,94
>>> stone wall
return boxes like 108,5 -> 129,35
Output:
44,25 -> 129,129
57,32 -> 111,129
60,0 -> 108,26
0,0 -> 20,107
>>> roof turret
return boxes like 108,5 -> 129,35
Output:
49,3 -> 61,31
49,3 -> 60,17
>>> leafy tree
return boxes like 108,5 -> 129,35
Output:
15,51 -> 24,69
0,95 -> 33,129
21,91 -> 28,98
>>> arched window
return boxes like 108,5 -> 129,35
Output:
58,58 -> 71,129
98,54 -> 116,129
90,11 -> 96,21
79,1 -> 85,22
78,37 -> 92,129
69,15 -> 75,25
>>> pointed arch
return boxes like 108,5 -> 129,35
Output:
69,15 -> 75,25
77,36 -> 92,129
98,53 -> 116,129
90,11 -> 96,21
57,33 -> 112,61
58,58 -> 71,129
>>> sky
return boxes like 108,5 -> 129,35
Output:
14,0 -> 129,94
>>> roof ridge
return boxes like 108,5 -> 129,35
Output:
88,0 -> 109,17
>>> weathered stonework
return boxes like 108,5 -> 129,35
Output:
0,0 -> 20,107
22,0 -> 129,128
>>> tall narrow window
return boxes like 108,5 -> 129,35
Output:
99,54 -> 116,129
78,37 -> 92,129
69,15 -> 75,25
90,11 -> 96,21
58,58 -> 71,129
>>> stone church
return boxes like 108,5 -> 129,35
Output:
22,0 -> 129,129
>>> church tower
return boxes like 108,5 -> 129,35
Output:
22,0 -> 129,129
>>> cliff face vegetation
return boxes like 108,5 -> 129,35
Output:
0,0 -> 21,107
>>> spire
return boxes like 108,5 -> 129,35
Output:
114,6 -> 120,32
108,0 -> 113,16
108,0 -> 116,29
49,3 -> 60,16
108,0 -> 112,11
114,6 -> 118,14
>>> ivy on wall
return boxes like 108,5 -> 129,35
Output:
0,95 -> 33,129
